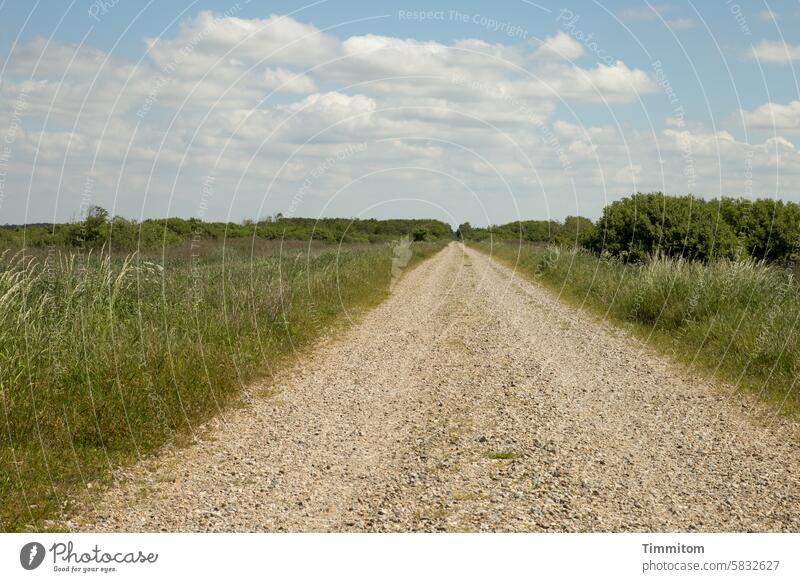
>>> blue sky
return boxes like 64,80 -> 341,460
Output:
2,1 -> 800,226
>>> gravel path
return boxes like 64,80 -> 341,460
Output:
72,242 -> 800,532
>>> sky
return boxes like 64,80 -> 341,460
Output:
1,0 -> 800,227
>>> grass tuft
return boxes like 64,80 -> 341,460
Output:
486,450 -> 517,460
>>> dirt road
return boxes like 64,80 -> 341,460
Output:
73,243 -> 800,532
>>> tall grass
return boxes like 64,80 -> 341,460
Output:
474,242 -> 800,415
0,240 -> 444,531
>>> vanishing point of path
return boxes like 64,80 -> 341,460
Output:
72,243 -> 800,532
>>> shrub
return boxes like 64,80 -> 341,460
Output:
586,193 -> 738,262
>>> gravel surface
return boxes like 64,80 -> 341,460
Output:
71,242 -> 800,532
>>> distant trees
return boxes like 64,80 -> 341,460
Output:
412,227 -> 431,241
458,218 -> 592,245
2,212 -> 454,250
456,222 -> 473,240
459,193 -> 800,265
252,217 -> 452,243
557,216 -> 595,247
65,205 -> 109,246
12,192 -> 800,265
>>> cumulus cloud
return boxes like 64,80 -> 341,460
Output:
533,32 -> 585,60
740,101 -> 800,130
262,68 -> 317,94
618,3 -> 696,28
512,60 -> 657,103
746,40 -> 800,63
1,11 -> 795,226
146,11 -> 341,71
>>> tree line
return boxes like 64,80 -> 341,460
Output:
0,208 -> 454,249
459,193 -> 800,264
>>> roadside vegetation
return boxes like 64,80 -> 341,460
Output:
466,192 -> 800,417
0,213 -> 450,531
1,208 -> 453,249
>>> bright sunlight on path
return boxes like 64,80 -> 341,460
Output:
72,243 -> 800,532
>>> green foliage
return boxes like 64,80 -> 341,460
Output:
586,193 -> 738,262
64,205 -> 110,246
456,222 -> 472,240
717,197 -> 800,262
556,215 -> 595,247
412,227 -> 431,241
460,218 -> 593,244
1,211 -> 454,251
585,193 -> 800,263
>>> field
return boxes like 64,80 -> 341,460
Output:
4,196 -> 800,534
471,240 -> 800,417
0,237 -> 445,531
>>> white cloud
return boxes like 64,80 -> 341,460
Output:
262,68 -> 317,94
3,12 -> 798,226
618,3 -> 696,28
618,4 -> 671,21
534,32 -> 585,60
615,163 -> 642,183
757,10 -> 780,22
746,40 -> 800,63
740,101 -> 800,130
146,11 -> 341,71
514,60 -> 657,103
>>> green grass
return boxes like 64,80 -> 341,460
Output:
471,241 -> 800,417
0,238 -> 445,531
486,450 -> 517,460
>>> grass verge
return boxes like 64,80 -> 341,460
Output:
470,241 -> 800,418
0,239 -> 445,531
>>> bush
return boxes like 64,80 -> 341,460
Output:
556,215 -> 595,247
460,218 -> 593,244
718,197 -> 800,262
586,193 -> 738,262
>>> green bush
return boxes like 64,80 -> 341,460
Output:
717,197 -> 800,262
586,193 -> 738,261
555,215 -> 595,247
